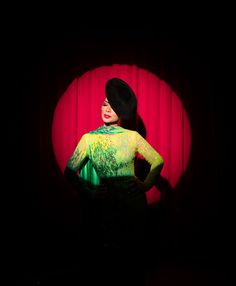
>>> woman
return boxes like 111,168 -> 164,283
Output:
64,77 -> 164,249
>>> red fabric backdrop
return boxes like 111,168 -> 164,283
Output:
52,64 -> 191,205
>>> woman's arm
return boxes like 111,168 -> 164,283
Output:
135,132 -> 164,190
64,134 -> 88,188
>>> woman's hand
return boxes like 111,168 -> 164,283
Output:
136,179 -> 149,192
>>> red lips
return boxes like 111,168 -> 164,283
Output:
104,114 -> 111,118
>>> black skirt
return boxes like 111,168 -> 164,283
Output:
79,176 -> 148,247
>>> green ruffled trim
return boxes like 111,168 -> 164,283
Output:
89,125 -> 125,135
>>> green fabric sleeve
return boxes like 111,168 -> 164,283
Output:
135,132 -> 164,189
66,134 -> 88,172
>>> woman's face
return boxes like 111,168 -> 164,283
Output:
101,98 -> 119,125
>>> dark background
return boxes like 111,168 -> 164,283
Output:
8,25 -> 234,284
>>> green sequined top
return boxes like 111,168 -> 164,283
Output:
66,125 -> 164,190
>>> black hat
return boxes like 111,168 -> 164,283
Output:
105,78 -> 137,120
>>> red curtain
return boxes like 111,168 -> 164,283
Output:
52,64 -> 191,205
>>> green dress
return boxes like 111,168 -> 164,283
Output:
65,125 -> 164,244
66,125 -> 164,189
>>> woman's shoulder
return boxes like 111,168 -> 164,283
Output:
82,126 -> 104,135
121,128 -> 143,140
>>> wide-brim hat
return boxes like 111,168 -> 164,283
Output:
105,78 -> 137,120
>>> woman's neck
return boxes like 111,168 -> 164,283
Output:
103,120 -> 120,127
104,124 -> 118,127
